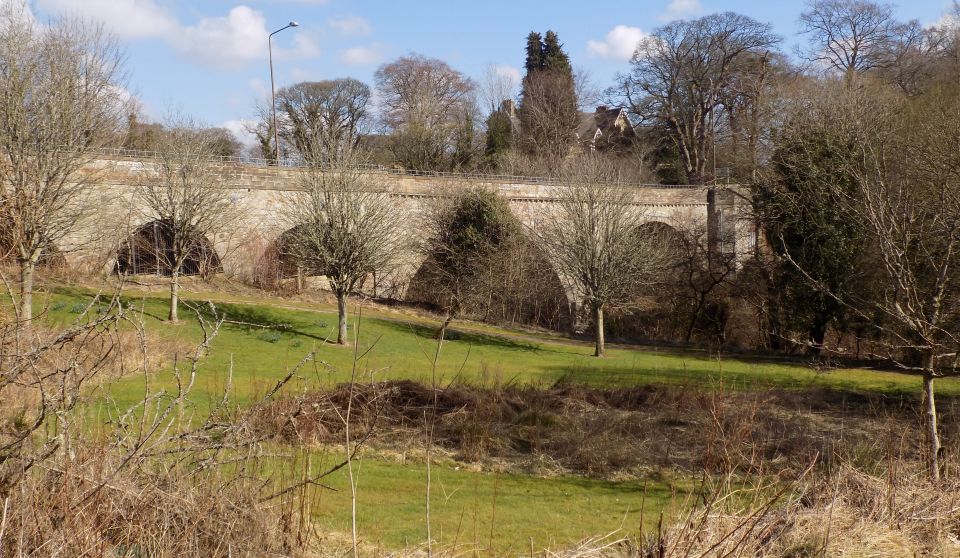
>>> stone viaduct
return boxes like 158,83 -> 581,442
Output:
62,154 -> 755,307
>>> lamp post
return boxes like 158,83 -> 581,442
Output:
269,21 -> 299,164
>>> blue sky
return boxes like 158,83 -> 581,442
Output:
27,0 -> 953,145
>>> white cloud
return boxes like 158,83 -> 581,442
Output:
222,119 -> 258,149
340,44 -> 385,65
1,0 -> 39,29
290,67 -> 311,81
290,33 -> 321,58
327,16 -> 371,36
248,78 -> 269,99
587,25 -> 648,61
36,0 -> 178,39
35,2 -> 318,70
930,11 -> 959,30
660,0 -> 702,21
175,6 -> 268,69
492,64 -> 521,86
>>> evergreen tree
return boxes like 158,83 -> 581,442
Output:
524,32 -> 545,73
518,30 -> 579,162
542,31 -> 572,74
485,108 -> 512,156
756,127 -> 874,355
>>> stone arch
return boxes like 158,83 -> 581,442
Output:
115,219 -> 221,277
249,225 -> 325,290
405,228 -> 574,332
637,220 -> 686,252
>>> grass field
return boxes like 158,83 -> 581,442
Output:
287,451 -> 682,552
38,285 -> 960,408
28,284 -> 960,552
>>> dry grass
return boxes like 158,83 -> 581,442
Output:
248,380 -> 948,478
624,463 -> 960,558
2,442 -> 309,557
1,289 -> 321,557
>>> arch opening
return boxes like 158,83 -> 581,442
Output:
115,219 -> 221,277
250,225 -> 328,291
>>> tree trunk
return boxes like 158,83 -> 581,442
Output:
923,367 -> 942,481
169,271 -> 180,322
436,311 -> 453,341
809,313 -> 829,358
593,303 -> 605,357
19,259 -> 35,324
337,293 -> 348,345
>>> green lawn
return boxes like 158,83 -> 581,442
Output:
292,451 -> 681,553
36,285 -> 960,413
23,285 -> 960,551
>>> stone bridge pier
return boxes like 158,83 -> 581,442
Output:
62,157 -> 756,313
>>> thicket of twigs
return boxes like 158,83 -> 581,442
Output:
0,289 -> 324,557
249,379 -> 957,478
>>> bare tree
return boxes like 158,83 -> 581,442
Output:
536,157 -> 671,356
275,78 -> 371,163
0,4 -> 128,323
774,81 -> 960,479
667,224 -> 739,344
281,156 -> 404,345
478,64 -> 518,114
518,70 -> 581,165
574,66 -> 602,111
799,0 -> 897,78
616,12 -> 780,184
374,54 -> 476,171
131,119 -> 236,322
850,87 -> 960,481
878,19 -> 951,96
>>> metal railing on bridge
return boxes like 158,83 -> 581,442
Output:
92,147 -> 706,189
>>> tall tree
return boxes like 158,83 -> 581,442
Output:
133,120 -> 236,322
799,0 -> 897,78
757,110 -> 871,354
0,5 -> 127,323
769,80 -> 960,480
484,107 -> 513,157
524,32 -> 545,74
518,30 -> 579,163
275,78 -> 371,163
615,12 -> 780,184
536,157 -> 671,357
374,54 -> 476,171
282,156 -> 404,345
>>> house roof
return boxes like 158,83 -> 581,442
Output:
576,106 -> 632,145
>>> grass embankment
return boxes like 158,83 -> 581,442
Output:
29,285 -> 960,551
39,285 -> 960,409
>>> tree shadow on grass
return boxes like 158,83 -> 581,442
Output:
189,301 -> 338,344
372,318 -> 574,356
540,363 -> 812,391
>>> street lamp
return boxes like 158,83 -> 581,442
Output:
269,21 -> 299,164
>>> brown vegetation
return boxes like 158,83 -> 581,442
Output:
248,380 -> 957,478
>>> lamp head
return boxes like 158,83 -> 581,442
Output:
289,21 -> 300,27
